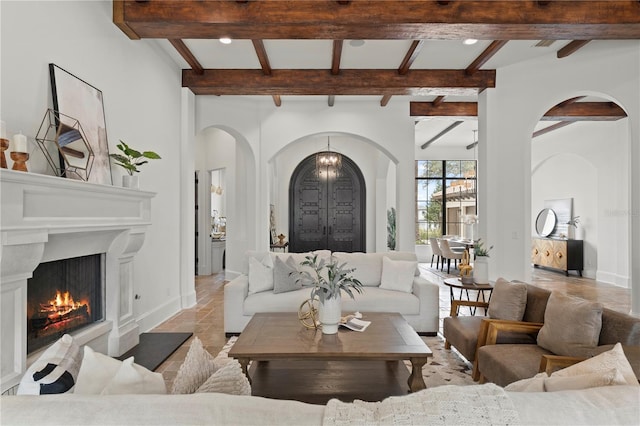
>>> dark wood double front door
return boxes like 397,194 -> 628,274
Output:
289,153 -> 365,253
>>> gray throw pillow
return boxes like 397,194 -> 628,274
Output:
537,292 -> 603,357
273,256 -> 302,294
488,278 -> 527,321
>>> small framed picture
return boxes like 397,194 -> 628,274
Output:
271,229 -> 278,245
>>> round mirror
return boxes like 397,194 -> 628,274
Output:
535,208 -> 557,237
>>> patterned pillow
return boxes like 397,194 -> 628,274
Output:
171,337 -> 217,394
195,359 -> 251,395
17,334 -> 81,395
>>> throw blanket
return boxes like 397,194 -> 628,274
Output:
323,384 -> 520,426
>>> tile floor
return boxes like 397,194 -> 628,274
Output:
154,263 -> 633,390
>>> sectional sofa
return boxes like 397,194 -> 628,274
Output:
224,250 -> 440,335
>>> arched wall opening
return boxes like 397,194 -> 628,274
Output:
529,94 -> 631,288
194,125 -> 257,277
268,132 -> 397,253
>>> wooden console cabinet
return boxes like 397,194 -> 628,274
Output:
531,238 -> 583,276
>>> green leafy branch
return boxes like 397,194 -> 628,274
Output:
295,254 -> 364,301
109,140 -> 161,176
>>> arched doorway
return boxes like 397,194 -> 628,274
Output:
289,152 -> 365,252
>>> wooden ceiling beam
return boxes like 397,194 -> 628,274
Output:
420,121 -> 463,149
410,102 -> 478,119
533,121 -> 574,138
114,1 -> 640,40
542,102 -> 627,121
168,39 -> 203,75
330,40 -> 343,106
410,101 -> 627,121
557,40 -> 592,58
380,40 -> 424,106
466,40 -> 508,75
251,39 -> 281,107
183,69 -> 495,96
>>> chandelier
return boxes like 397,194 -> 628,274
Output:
316,136 -> 342,177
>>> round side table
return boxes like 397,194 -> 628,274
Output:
443,278 -> 493,315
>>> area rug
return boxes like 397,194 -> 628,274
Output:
118,332 -> 193,371
219,334 -> 475,388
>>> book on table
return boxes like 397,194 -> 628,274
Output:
340,317 -> 371,332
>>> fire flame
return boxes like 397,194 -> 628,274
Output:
41,290 -> 90,318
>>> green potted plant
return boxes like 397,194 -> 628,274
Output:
109,140 -> 161,189
473,238 -> 493,284
296,254 -> 363,334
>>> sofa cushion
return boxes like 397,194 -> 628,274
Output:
341,287 -> 419,315
488,278 -> 527,321
505,369 -> 626,392
537,292 -> 603,357
248,256 -> 274,295
195,360 -> 251,396
379,256 -> 416,293
244,287 -> 312,315
599,308 -> 640,346
478,344 -> 553,387
332,252 -> 382,287
272,251 -> 332,283
75,346 -> 124,395
522,284 -> 552,323
101,357 -> 166,395
552,343 -> 638,386
273,256 -> 302,294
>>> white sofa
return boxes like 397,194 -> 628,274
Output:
224,251 -> 440,335
3,384 -> 638,425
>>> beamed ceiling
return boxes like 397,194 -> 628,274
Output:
113,0 -> 637,147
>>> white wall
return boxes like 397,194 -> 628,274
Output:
532,119 -> 630,285
194,98 -> 416,268
479,42 -> 639,313
1,1 -> 187,331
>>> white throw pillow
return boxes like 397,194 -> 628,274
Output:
544,369 -> 627,391
248,256 -> 274,294
195,359 -> 251,396
17,334 -> 81,395
101,357 -> 166,395
74,346 -> 123,394
379,256 -> 416,293
171,337 -> 217,394
504,372 -> 547,392
551,342 -> 639,386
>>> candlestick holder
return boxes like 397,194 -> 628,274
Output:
10,151 -> 29,172
0,138 -> 8,169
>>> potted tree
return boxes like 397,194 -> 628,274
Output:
109,140 -> 161,189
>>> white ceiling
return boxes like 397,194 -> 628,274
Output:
155,39 -> 629,148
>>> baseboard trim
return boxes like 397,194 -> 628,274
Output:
136,296 -> 182,333
596,271 -> 631,288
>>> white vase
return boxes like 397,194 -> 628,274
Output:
319,293 -> 342,334
474,256 -> 489,284
567,226 -> 575,240
122,175 -> 139,189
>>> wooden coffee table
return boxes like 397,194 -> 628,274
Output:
228,312 -> 432,403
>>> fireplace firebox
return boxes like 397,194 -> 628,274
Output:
27,254 -> 105,353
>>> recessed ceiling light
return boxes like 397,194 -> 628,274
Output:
349,40 -> 365,47
463,39 -> 478,45
219,37 -> 232,45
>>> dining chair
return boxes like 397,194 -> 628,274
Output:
429,237 -> 443,270
439,239 -> 464,274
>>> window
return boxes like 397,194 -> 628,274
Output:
415,160 -> 477,244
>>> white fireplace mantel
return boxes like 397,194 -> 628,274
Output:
0,169 -> 155,392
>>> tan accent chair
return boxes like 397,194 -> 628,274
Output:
477,304 -> 640,387
443,283 -> 552,381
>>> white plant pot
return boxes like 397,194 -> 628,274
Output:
122,175 -> 139,189
319,293 -> 342,334
474,256 -> 489,284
